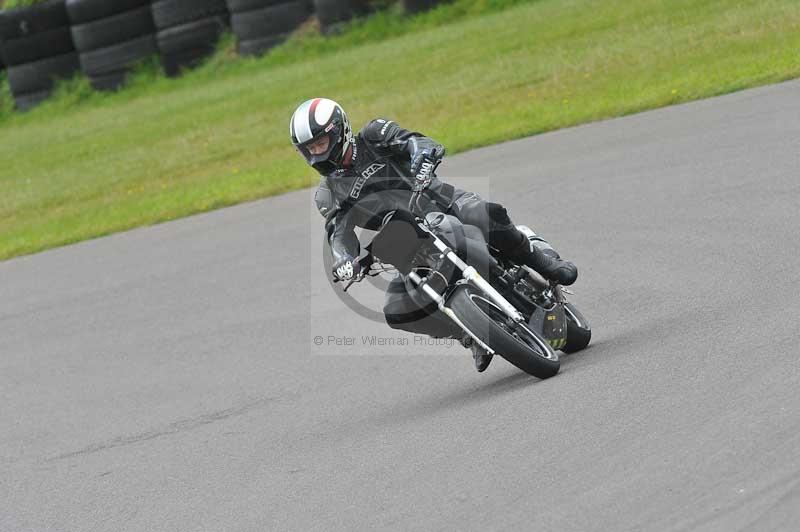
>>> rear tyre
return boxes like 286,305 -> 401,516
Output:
448,285 -> 560,378
562,302 -> 591,353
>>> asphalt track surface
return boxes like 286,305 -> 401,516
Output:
2,81 -> 800,532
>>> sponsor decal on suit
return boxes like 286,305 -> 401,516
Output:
350,163 -> 386,199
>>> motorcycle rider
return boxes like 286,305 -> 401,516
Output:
292,98 -> 578,372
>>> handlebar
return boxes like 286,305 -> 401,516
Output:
342,273 -> 364,292
407,158 -> 442,215
331,253 -> 375,292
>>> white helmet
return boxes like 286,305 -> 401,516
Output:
290,98 -> 354,175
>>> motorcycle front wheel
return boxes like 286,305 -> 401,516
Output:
448,285 -> 560,378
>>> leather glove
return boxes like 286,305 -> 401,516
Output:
332,255 -> 361,282
410,146 -> 445,191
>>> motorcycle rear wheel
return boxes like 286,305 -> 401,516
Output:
562,302 -> 592,353
448,285 -> 560,378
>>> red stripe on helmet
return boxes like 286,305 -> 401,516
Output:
309,98 -> 322,124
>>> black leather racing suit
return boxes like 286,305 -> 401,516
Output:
315,119 -> 543,337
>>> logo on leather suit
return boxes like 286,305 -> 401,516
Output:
349,163 -> 386,199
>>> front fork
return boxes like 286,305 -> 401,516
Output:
406,237 -> 529,355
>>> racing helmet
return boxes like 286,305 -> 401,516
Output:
290,98 -> 354,175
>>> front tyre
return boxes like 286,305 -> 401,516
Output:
562,302 -> 591,353
448,285 -> 560,379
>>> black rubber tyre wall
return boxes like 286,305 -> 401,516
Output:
66,0 -> 157,91
313,0 -> 369,33
151,0 -> 229,77
78,33 -> 156,74
70,6 -> 154,52
227,0 -> 289,12
6,52 -> 80,109
0,0 -> 70,41
152,0 -> 228,29
12,88 -> 53,111
0,0 -> 79,111
0,0 -> 75,66
448,285 -> 560,378
79,34 -> 158,90
227,0 -> 312,57
65,0 -> 151,25
1,26 -> 74,66
157,17 -> 227,76
403,0 -> 447,14
6,50 -> 78,93
236,34 -> 283,57
231,1 -> 311,41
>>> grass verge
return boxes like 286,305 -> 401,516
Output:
0,0 -> 798,260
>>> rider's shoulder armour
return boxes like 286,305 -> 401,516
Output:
314,176 -> 336,218
360,118 -> 400,148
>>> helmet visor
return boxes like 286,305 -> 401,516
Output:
295,123 -> 342,169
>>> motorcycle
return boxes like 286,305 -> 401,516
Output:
338,204 -> 592,379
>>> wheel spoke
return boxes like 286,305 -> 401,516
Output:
468,292 -> 557,361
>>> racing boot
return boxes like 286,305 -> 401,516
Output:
460,336 -> 493,372
509,227 -> 578,286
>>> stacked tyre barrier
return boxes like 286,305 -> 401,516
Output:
0,28 -> 5,109
228,0 -> 313,57
66,0 -> 157,91
403,0 -> 446,14
0,0 -> 80,111
152,0 -> 229,77
314,0 -> 368,35
0,0 -> 438,112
